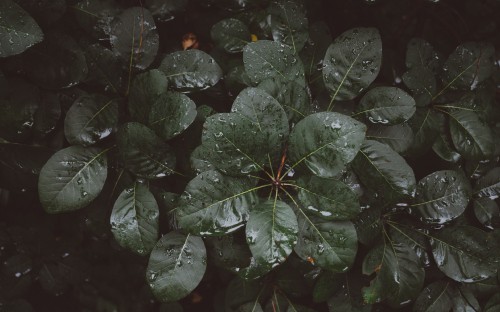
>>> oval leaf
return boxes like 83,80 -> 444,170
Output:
146,232 -> 206,302
473,197 -> 499,229
413,280 -> 453,312
412,170 -> 471,226
110,182 -> 159,255
296,176 -> 361,220
352,140 -> 416,202
38,146 -> 108,213
116,122 -> 176,179
148,91 -> 197,140
246,199 -> 298,270
64,95 -> 118,146
357,87 -> 416,125
289,112 -> 366,178
322,27 -> 382,103
405,38 -> 440,71
474,167 -> 500,200
449,110 -> 494,161
128,69 -> 168,123
0,0 -> 44,58
211,18 -> 250,53
269,1 -> 308,53
294,212 -> 358,272
366,123 -> 414,154
177,170 -> 259,236
159,49 -> 222,92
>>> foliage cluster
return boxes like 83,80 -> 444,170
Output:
1,0 -> 500,311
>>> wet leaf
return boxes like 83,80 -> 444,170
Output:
288,112 -> 366,178
366,123 -> 414,154
405,38 -> 440,71
357,86 -> 416,125
110,7 -> 159,70
429,225 -> 499,282
412,170 -> 471,226
145,0 -> 188,22
38,146 -> 108,213
473,197 -> 499,229
0,0 -> 43,58
485,293 -> 500,312
148,91 -> 197,140
449,110 -> 494,161
322,27 -> 382,103
413,280 -> 453,312
146,231 -> 206,302
402,66 -> 436,107
294,212 -> 358,272
296,176 -> 361,221
128,69 -> 168,123
245,199 -> 298,272
177,170 -> 259,236
474,167 -> 500,200
110,182 -> 159,255
159,49 -> 222,92
64,95 -> 118,146
407,108 -> 443,155
73,0 -> 119,39
211,18 -> 251,53
84,44 -> 127,94
116,122 -> 176,179
352,140 -> 416,202
269,1 -> 308,53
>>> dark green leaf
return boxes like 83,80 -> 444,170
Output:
289,112 -> 366,178
296,176 -> 360,220
190,145 -> 214,175
412,170 -> 471,226
0,0 -> 43,58
366,123 -> 414,154
441,42 -> 495,91
33,92 -> 61,139
299,21 -> 331,88
159,49 -> 222,92
430,225 -> 499,282
357,86 -> 416,125
473,197 -> 499,229
110,7 -> 159,70
269,1 -> 308,53
352,140 -> 416,202
362,242 -> 424,305
322,27 -> 382,104
177,170 -> 259,236
116,122 -> 176,179
246,199 -> 298,270
148,91 -> 197,140
211,18 -> 250,53
432,131 -> 462,163
38,146 -> 108,213
327,274 -> 371,312
15,0 -> 66,27
449,110 -> 494,160
128,69 -> 168,123
353,207 -> 382,246
413,280 -> 453,312
388,223 -> 430,268
485,293 -> 500,312
407,108 -> 443,155
110,182 -> 159,255
64,95 -> 118,146
84,44 -> 127,94
474,167 -> 500,200
312,271 -> 343,303
243,40 -> 305,86
294,212 -> 357,272
146,231 -> 206,302
405,38 -> 440,71
73,0 -> 119,39
145,0 -> 188,21
402,66 -> 436,107
205,234 -> 251,272
225,276 -> 263,311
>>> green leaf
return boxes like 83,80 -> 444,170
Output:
0,0 -> 43,58
357,86 -> 416,125
485,293 -> 500,312
407,108 -> 443,155
246,199 -> 298,271
366,123 -> 414,154
211,18 -> 250,53
352,140 -> 416,202
449,110 -> 494,160
201,87 -> 288,176
145,0 -> 188,21
405,38 -> 440,71
296,176 -> 360,221
110,7 -> 159,70
116,122 -> 176,179
177,170 -> 259,236
362,242 -> 424,305
128,69 -> 168,123
38,146 -> 108,213
148,91 -> 197,140
64,95 -> 118,147
440,42 -> 495,91
402,66 -> 436,107
288,112 -> 366,178
205,234 -> 251,272
474,167 -> 500,200
33,92 -> 61,139
413,280 -> 453,312
429,225 -> 499,282
159,49 -> 222,92
190,145 -> 215,175
146,231 -> 206,302
432,131 -> 462,163
473,197 -> 499,229
110,182 -> 159,255
73,0 -> 118,39
412,170 -> 471,226
327,273 -> 371,312
84,44 -> 128,94
300,21 -> 331,88
224,276 -> 263,311
353,207 -> 382,246
312,271 -> 343,303
269,1 -> 308,53
294,212 -> 358,272
243,40 -> 305,86
322,27 -> 382,104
